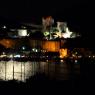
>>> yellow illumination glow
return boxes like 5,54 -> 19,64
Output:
59,49 -> 67,58
42,41 -> 60,52
0,39 -> 15,48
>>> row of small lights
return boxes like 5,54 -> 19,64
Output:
1,25 -> 27,29
89,56 -> 95,58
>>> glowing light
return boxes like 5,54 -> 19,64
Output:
35,49 -> 38,52
44,31 -> 50,36
32,48 -> 38,52
53,32 -> 62,38
78,55 -> 82,58
3,26 -> 6,29
59,49 -> 67,58
21,55 -> 25,58
53,27 -> 74,38
32,48 -> 35,51
75,60 -> 78,63
27,34 -> 29,36
42,41 -> 60,52
18,29 -> 27,36
0,39 -> 15,48
14,54 -> 20,58
72,54 -> 75,57
0,61 -> 38,82
89,56 -> 91,58
22,47 -> 25,50
2,52 -> 5,55
60,60 -> 64,62
9,54 -> 13,58
0,54 -> 6,58
62,28 -> 72,38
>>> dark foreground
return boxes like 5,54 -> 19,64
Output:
0,73 -> 95,94
0,73 -> 81,95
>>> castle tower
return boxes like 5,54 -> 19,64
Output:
57,22 -> 67,33
42,16 -> 54,39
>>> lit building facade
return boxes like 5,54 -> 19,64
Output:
0,16 -> 81,82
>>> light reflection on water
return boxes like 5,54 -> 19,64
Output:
0,61 -> 40,82
0,60 -> 80,82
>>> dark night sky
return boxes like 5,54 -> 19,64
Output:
0,0 -> 94,37
0,0 -> 89,20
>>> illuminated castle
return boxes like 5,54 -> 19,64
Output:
0,16 -> 81,59
0,17 -> 81,82
42,16 -> 80,40
5,16 -> 80,40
